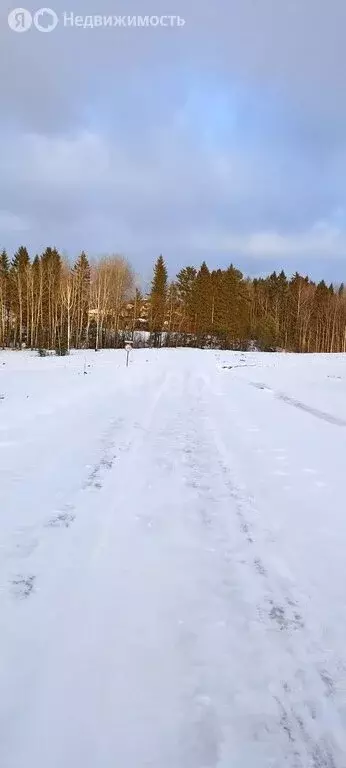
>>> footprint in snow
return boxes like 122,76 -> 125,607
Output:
46,510 -> 76,528
254,557 -> 267,576
268,600 -> 304,631
11,574 -> 35,599
320,670 -> 335,697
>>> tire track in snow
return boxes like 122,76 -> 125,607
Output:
145,377 -> 345,766
2,359 -> 346,767
250,382 -> 346,427
141,387 -> 301,766
0,371 -> 169,606
204,397 -> 346,766
0,369 -> 175,768
1,417 -> 126,601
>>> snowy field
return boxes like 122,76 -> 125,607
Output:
1,347 -> 346,767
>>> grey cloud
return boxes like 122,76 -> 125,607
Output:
1,0 -> 346,278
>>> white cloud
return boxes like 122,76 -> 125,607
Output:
189,216 -> 346,260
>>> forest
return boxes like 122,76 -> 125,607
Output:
0,246 -> 345,352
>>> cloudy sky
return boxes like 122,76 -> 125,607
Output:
1,0 -> 346,284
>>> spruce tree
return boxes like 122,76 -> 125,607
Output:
0,249 -> 9,274
221,265 -> 247,346
150,255 -> 168,346
176,266 -> 197,336
194,261 -> 211,346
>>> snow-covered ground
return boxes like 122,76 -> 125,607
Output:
1,347 -> 346,767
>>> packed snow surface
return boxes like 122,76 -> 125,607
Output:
1,348 -> 346,767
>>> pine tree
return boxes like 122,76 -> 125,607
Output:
150,255 -> 168,346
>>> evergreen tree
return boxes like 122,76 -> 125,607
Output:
150,255 -> 168,346
1,245 -> 346,353
194,261 -> 211,345
176,266 -> 197,336
0,249 -> 9,274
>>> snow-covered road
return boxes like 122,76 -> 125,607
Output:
1,348 -> 346,767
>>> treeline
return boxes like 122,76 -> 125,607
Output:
1,247 -> 346,352
0,247 -> 134,351
150,256 -> 346,352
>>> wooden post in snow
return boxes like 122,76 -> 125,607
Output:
125,339 -> 133,367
